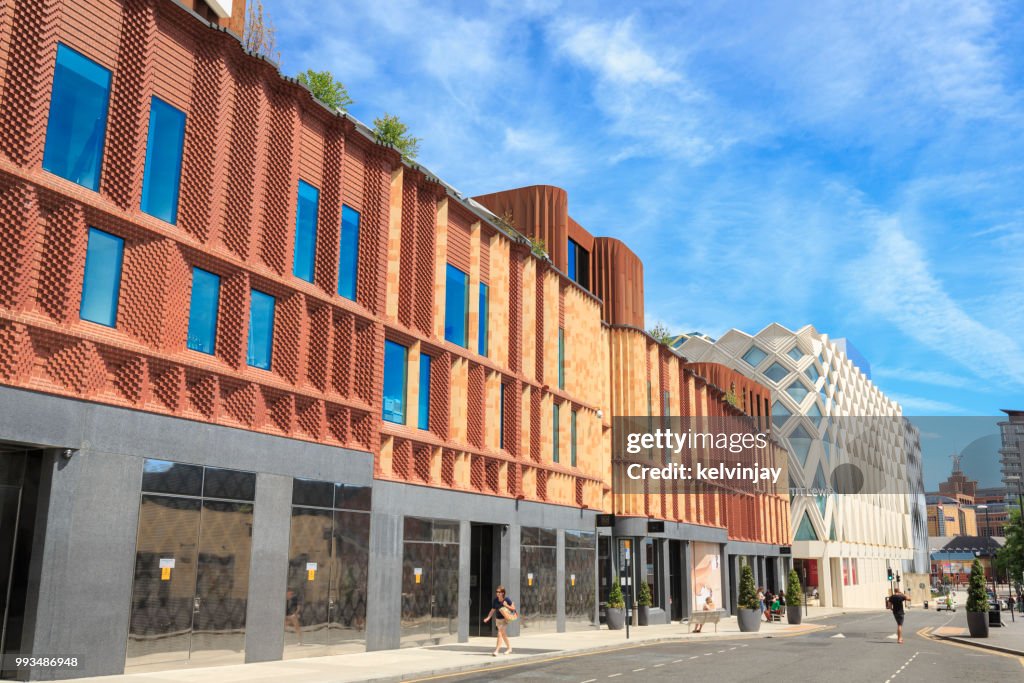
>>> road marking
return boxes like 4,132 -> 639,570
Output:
704,652 -> 713,656
831,633 -> 846,638
718,649 -> 726,653
632,668 -> 645,672
672,659 -> 682,663
729,646 -> 737,650
608,674 -> 621,679
654,663 -> 665,667
581,679 -> 596,683
690,655 -> 699,659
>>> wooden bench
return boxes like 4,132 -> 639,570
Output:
688,610 -> 722,633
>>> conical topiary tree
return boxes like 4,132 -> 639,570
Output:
787,569 -> 802,607
966,559 -> 989,613
637,580 -> 652,607
608,577 -> 625,608
738,563 -> 759,610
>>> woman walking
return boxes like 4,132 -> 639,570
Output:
483,585 -> 517,656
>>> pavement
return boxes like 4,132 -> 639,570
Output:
929,609 -> 1024,656
73,607 -> 856,683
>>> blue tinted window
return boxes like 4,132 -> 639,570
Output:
187,268 -> 220,354
567,238 -> 578,281
553,403 -> 560,463
338,205 -> 360,299
383,340 -> 407,424
444,264 -> 468,346
570,410 -> 577,467
247,290 -> 275,370
140,97 -> 186,224
43,44 -> 111,191
80,227 -> 123,326
478,283 -> 489,356
293,180 -> 319,282
499,383 -> 506,449
418,353 -> 431,430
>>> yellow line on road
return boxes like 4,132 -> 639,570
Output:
917,625 -> 1024,669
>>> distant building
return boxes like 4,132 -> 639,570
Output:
927,459 -> 1009,537
998,409 -> 1024,502
903,420 -> 930,575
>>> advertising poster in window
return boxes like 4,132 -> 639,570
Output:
691,542 -> 722,608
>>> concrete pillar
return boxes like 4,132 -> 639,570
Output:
501,523 -> 521,636
458,521 -> 471,642
244,473 -> 293,663
681,541 -> 693,618
556,530 -> 566,632
366,510 -> 403,650
821,556 -> 834,608
658,539 -> 671,622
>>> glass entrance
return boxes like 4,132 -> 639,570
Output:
126,460 -> 255,670
469,524 -> 495,637
400,518 -> 459,647
1,450 -> 42,681
286,480 -> 371,658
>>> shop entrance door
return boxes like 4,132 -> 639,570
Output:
1,450 -> 42,681
469,524 -> 495,637
126,461 -> 255,670
400,518 -> 459,647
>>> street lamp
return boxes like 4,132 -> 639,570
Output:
978,504 -> 998,611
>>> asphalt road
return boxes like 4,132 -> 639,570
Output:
421,609 -> 1023,683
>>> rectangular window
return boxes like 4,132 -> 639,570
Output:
293,180 -> 319,282
338,205 -> 360,300
567,238 -> 589,289
43,44 -> 112,191
444,264 -> 468,346
417,353 -> 431,430
558,327 -> 565,389
140,97 -> 186,224
383,340 -> 407,424
553,403 -> 560,464
80,227 -> 124,326
499,383 -> 506,450
247,290 -> 275,370
570,409 -> 577,467
478,283 -> 489,356
187,267 -> 220,354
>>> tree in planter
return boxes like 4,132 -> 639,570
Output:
738,564 -> 759,610
637,581 -> 652,607
787,570 -> 802,606
608,579 -> 625,608
966,559 -> 989,613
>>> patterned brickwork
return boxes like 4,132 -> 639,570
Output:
0,1 -> 619,516
0,0 -> 59,167
0,180 -> 41,312
102,0 -> 155,212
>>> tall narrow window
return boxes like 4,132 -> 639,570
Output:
444,264 -> 468,346
80,227 -> 123,327
558,327 -> 565,389
478,283 -> 489,356
247,290 -> 275,370
499,383 -> 506,450
418,353 -> 431,430
553,403 -> 560,463
567,238 -> 577,281
570,409 -> 578,467
140,97 -> 186,224
567,238 -> 589,289
338,205 -> 360,300
187,267 -> 220,354
43,44 -> 112,191
383,340 -> 407,424
293,180 -> 319,282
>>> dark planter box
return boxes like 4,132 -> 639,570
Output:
738,608 -> 762,632
606,607 -> 625,630
787,605 -> 803,625
638,606 -> 650,626
966,611 -> 989,638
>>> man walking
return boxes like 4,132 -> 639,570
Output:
888,587 -> 909,644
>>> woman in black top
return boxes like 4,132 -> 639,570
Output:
483,585 -> 516,656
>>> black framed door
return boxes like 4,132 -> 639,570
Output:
1,450 -> 42,681
469,524 -> 495,637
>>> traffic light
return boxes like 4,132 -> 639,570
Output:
887,567 -> 894,581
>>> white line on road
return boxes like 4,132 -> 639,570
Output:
704,652 -> 713,656
608,674 -> 621,679
690,655 -> 699,659
581,679 -> 596,683
729,646 -> 737,650
632,668 -> 646,672
654,663 -> 665,667
672,659 -> 682,663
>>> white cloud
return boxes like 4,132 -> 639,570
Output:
845,220 -> 1024,386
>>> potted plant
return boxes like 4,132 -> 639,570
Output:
637,581 -> 652,625
737,564 -> 761,632
606,577 -> 626,630
965,559 -> 989,638
786,569 -> 803,624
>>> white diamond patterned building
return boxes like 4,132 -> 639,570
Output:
674,323 -> 919,608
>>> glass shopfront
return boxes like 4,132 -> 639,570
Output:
564,530 -> 597,630
285,479 -> 371,657
520,527 -> 557,633
1,450 -> 42,681
400,518 -> 459,647
126,460 -> 255,670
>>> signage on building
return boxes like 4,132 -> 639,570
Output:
647,520 -> 665,533
596,513 -> 615,527
780,546 -> 792,555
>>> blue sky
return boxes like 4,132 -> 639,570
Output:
265,0 -> 1023,417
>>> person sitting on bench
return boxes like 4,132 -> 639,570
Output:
693,596 -> 715,633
